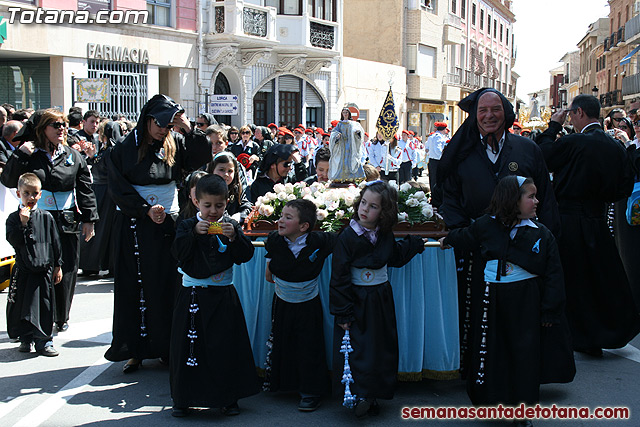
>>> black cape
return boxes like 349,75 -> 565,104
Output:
6,208 -> 62,339
445,215 -> 575,405
536,121 -> 640,350
330,227 -> 424,400
170,215 -> 258,408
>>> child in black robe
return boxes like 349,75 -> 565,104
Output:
440,176 -> 575,427
330,180 -> 425,417
6,173 -> 62,356
263,199 -> 338,412
170,174 -> 258,417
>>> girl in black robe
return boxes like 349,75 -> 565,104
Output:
170,174 -> 258,416
330,181 -> 425,417
104,94 -> 211,372
1,109 -> 99,332
441,176 -> 575,417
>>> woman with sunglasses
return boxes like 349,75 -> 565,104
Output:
230,125 -> 261,180
1,109 -> 98,333
613,117 -> 636,145
104,94 -> 212,373
228,126 -> 240,144
195,113 -> 217,131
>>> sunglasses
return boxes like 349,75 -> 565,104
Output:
241,131 -> 251,135
48,121 -> 67,130
153,119 -> 174,130
633,121 -> 640,127
611,117 -> 623,122
281,161 -> 292,168
196,122 -> 207,127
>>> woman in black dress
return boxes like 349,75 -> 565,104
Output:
104,94 -> 211,373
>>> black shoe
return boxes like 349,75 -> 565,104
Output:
123,359 -> 141,373
37,345 -> 59,357
368,399 -> 380,416
576,347 -> 603,357
298,397 -> 321,412
18,342 -> 32,353
172,406 -> 188,417
513,420 -> 533,427
354,398 -> 371,418
56,322 -> 69,332
221,402 -> 240,416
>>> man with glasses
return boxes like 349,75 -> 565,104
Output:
536,94 -> 639,357
246,144 -> 307,203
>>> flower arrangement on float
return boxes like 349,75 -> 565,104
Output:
247,180 -> 438,234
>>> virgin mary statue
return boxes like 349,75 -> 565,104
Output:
329,108 -> 365,182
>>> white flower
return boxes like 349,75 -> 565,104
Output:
406,198 -> 419,207
313,197 -> 325,208
335,210 -> 345,219
256,196 -> 264,207
294,181 -> 306,189
302,187 -> 312,196
344,194 -> 355,206
284,183 -> 295,194
326,200 -> 339,211
398,212 -> 408,221
277,192 -> 288,201
414,191 -> 426,200
317,209 -> 329,220
422,205 -> 433,218
273,183 -> 285,194
303,194 -> 315,202
388,180 -> 398,189
399,182 -> 411,192
286,194 -> 296,201
263,205 -> 275,217
310,182 -> 324,193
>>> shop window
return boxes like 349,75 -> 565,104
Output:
0,60 -> 50,110
88,60 -> 148,122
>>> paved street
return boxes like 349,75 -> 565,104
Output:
1,276 -> 639,427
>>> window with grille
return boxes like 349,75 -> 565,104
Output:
471,3 -> 476,25
461,0 -> 466,18
88,59 -> 148,122
147,0 -> 171,26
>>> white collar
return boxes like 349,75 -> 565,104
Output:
514,218 -> 538,229
285,233 -> 308,246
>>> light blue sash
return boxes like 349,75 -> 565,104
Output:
484,260 -> 538,283
132,182 -> 179,214
273,276 -> 319,303
179,267 -> 233,287
38,190 -> 75,210
350,266 -> 388,286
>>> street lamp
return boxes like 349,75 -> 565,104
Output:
592,86 -> 599,97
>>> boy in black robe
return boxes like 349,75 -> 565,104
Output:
170,174 -> 258,417
6,173 -> 62,356
263,199 -> 338,412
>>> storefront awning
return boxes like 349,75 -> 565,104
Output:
620,45 -> 640,65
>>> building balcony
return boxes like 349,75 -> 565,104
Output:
444,13 -> 463,45
610,33 -> 619,52
625,13 -> 640,45
617,26 -> 626,47
600,89 -> 623,107
623,73 -> 640,98
204,0 -> 338,69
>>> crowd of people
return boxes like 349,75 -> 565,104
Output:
1,89 -> 640,426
